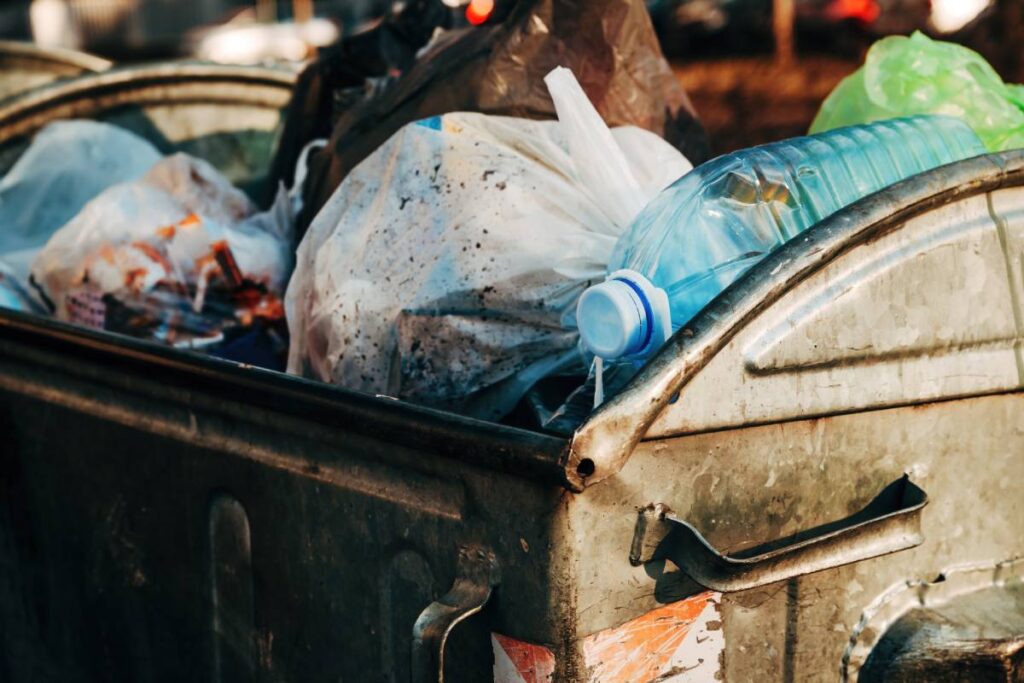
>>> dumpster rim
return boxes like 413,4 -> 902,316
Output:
0,308 -> 572,487
0,39 -> 113,75
0,60 -> 298,143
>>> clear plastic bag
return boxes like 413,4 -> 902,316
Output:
286,68 -> 691,421
280,0 -> 708,238
0,120 -> 162,284
811,31 -> 1024,152
31,153 -> 294,360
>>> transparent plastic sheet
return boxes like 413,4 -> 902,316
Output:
30,153 -> 295,366
286,68 -> 691,422
277,0 -> 709,241
0,120 -> 162,286
811,31 -> 1024,152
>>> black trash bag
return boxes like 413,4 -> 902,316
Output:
269,0 -> 456,191
274,0 -> 710,240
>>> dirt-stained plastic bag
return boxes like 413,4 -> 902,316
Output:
31,153 -> 293,357
286,68 -> 691,421
0,120 -> 162,283
280,0 -> 708,236
811,31 -> 1024,152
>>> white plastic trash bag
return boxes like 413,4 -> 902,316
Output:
286,67 -> 692,420
142,152 -> 255,225
0,120 -> 162,283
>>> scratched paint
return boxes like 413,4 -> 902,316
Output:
491,594 -> 723,682
492,633 -> 556,683
582,592 -> 723,682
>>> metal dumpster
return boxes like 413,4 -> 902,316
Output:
0,61 -> 296,201
0,41 -> 111,103
0,64 -> 1022,681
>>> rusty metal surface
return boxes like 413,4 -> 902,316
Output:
564,392 -> 1024,680
568,151 -> 1024,490
555,157 -> 1024,672
0,309 -> 571,681
0,310 -> 569,484
649,189 -> 1024,438
0,41 -> 111,103
630,478 -> 926,593
0,61 -> 296,133
557,158 -> 1024,677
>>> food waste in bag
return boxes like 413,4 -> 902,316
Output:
286,67 -> 692,422
30,152 -> 295,367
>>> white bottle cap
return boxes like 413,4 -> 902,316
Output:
577,269 -> 673,362
577,280 -> 649,360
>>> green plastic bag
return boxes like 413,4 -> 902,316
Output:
811,31 -> 1024,152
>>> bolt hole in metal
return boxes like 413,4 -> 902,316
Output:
576,458 -> 595,478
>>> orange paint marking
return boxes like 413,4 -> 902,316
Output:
582,592 -> 716,682
493,633 -> 555,683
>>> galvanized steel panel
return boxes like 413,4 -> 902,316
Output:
648,191 -> 1024,436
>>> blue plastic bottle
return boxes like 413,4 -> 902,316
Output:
577,116 -> 986,363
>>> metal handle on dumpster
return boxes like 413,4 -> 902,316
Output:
630,476 -> 927,593
412,543 -> 501,683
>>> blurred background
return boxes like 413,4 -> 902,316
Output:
0,0 -> 1020,152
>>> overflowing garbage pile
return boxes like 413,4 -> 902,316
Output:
0,3 -> 1019,433
0,121 -> 296,368
34,151 -> 294,357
